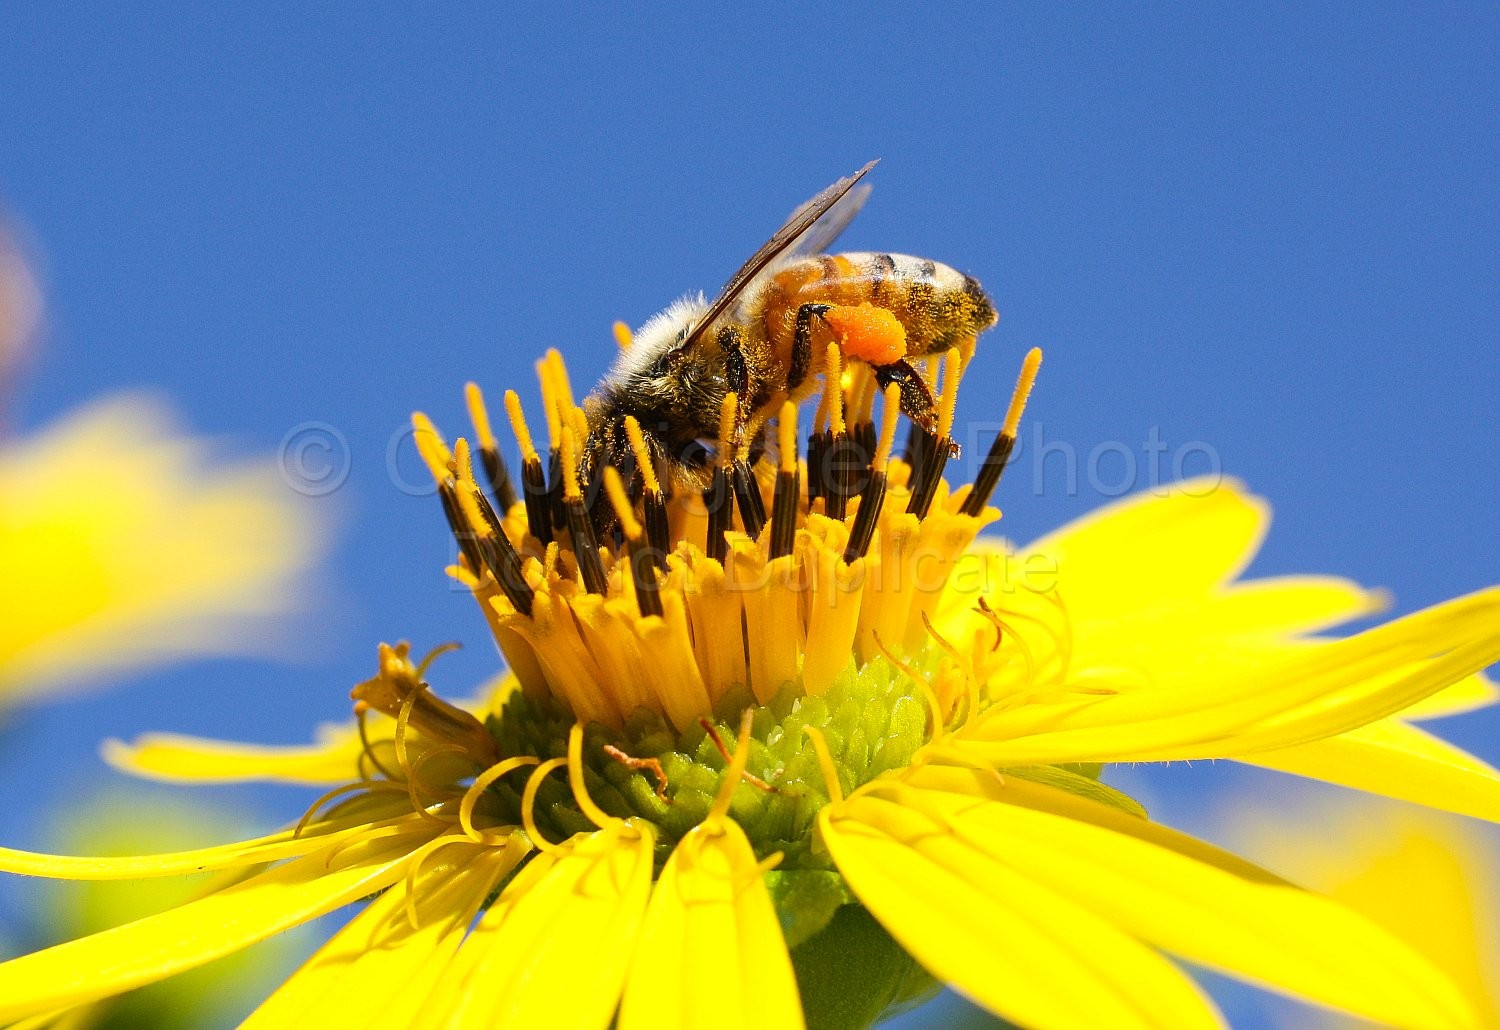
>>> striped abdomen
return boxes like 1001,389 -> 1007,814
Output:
756,252 -> 998,363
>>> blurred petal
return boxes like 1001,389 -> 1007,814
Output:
0,395 -> 324,704
1402,671 -> 1499,720
103,725 -> 362,787
1242,718 -> 1500,823
1233,797 -> 1500,1026
0,830 -> 424,1022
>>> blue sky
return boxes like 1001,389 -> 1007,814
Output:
2,6 -> 1497,1026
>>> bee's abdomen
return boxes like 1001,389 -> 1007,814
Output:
763,253 -> 997,360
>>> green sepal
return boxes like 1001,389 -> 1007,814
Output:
764,869 -> 853,949
789,903 -> 939,1030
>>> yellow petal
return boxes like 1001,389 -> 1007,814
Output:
620,819 -> 803,1030
0,828 -> 427,1022
102,726 -> 362,786
424,822 -> 654,1028
821,794 -> 1221,1029
963,588 -> 1500,764
1402,671 -> 1499,720
1241,718 -> 1500,823
242,836 -> 523,1028
1018,477 -> 1267,618
0,802 -> 420,880
102,681 -> 502,786
877,776 -> 1474,1029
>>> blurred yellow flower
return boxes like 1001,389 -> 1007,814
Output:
1231,792 -> 1500,1029
0,395 -> 323,708
0,350 -> 1496,1029
0,233 -> 323,709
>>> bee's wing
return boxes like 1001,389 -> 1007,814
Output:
785,181 -> 871,258
683,160 -> 877,349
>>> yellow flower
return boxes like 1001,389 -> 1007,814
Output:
0,395 -> 323,707
0,232 -> 323,709
1,348 -> 1498,1029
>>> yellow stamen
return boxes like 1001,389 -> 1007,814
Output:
603,466 -> 644,541
825,344 -> 846,436
706,708 -> 757,824
405,746 -> 467,823
464,382 -> 499,453
613,320 -> 633,349
355,707 -> 398,782
560,426 -> 583,503
802,724 -> 844,806
536,356 -> 563,451
717,393 -> 738,466
922,610 -> 980,728
450,442 -> 490,537
873,629 -> 946,739
569,404 -> 590,455
777,401 -> 797,475
957,334 -> 978,372
872,382 -> 902,473
520,757 -> 568,854
413,641 -> 462,679
1003,346 -> 1044,439
503,390 -> 540,463
293,780 -> 405,838
567,723 -> 616,830
460,756 -> 540,844
812,379 -> 832,435
403,834 -> 474,929
411,412 -> 454,485
623,416 -> 661,494
547,348 -> 578,414
937,349 -> 962,439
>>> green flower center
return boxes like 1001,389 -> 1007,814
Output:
486,654 -> 930,872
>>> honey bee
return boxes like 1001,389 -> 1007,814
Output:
583,160 -> 998,507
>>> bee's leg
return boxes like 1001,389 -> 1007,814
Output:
717,325 -> 751,443
873,358 -> 957,454
788,303 -> 832,392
